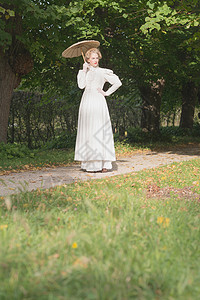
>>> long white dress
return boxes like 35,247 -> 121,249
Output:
74,65 -> 122,172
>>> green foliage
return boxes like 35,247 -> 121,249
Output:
140,1 -> 199,34
161,124 -> 200,137
0,5 -> 15,16
0,149 -> 75,172
2,0 -> 199,102
1,0 -> 200,141
127,125 -> 200,144
44,132 -> 76,150
192,122 -> 200,137
0,143 -> 35,159
127,127 -> 172,143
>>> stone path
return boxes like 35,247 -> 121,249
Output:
0,146 -> 200,196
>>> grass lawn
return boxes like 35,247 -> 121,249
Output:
0,148 -> 75,174
0,159 -> 200,299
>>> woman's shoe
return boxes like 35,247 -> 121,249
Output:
87,170 -> 101,173
102,168 -> 108,173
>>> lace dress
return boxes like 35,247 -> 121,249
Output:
74,66 -> 122,172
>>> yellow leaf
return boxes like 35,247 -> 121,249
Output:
157,216 -> 164,224
72,242 -> 78,249
0,225 -> 8,230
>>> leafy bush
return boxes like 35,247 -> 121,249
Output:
191,122 -> 200,137
0,143 -> 35,159
160,124 -> 200,137
160,126 -> 190,137
127,125 -> 200,144
44,132 -> 76,150
127,127 -> 172,143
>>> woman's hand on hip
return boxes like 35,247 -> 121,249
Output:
97,88 -> 106,96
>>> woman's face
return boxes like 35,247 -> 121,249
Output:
88,53 -> 99,67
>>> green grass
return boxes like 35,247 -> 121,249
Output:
0,159 -> 200,299
0,148 -> 75,173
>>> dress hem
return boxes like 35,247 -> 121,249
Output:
80,160 -> 113,172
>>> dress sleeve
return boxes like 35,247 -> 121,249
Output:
104,69 -> 122,96
77,70 -> 86,89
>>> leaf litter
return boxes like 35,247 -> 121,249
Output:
146,184 -> 200,201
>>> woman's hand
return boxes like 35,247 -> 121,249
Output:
83,62 -> 89,72
97,88 -> 106,96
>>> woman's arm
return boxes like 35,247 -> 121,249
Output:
77,62 -> 89,89
77,70 -> 86,89
103,69 -> 122,96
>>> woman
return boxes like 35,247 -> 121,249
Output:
74,48 -> 122,172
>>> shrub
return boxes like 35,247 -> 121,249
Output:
43,132 -> 76,150
191,122 -> 200,137
127,125 -> 200,144
127,127 -> 172,143
160,124 -> 200,138
0,143 -> 35,159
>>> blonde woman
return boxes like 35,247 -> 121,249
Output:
74,48 -> 122,172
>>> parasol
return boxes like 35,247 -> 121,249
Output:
62,40 -> 100,61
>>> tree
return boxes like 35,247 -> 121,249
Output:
0,0 -> 72,143
2,0 -> 200,144
65,0 -> 200,132
0,3 -> 32,143
180,81 -> 198,129
139,0 -> 200,130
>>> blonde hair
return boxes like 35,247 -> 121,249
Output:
85,48 -> 102,62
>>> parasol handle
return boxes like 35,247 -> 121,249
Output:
81,49 -> 85,62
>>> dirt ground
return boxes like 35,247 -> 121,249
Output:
0,145 -> 200,196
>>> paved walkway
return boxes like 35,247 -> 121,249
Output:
0,146 -> 200,196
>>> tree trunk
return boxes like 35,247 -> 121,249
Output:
10,102 -> 15,143
0,52 -> 19,143
180,81 -> 197,129
140,79 -> 165,133
0,5 -> 33,144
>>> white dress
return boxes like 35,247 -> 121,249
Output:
74,65 -> 122,172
